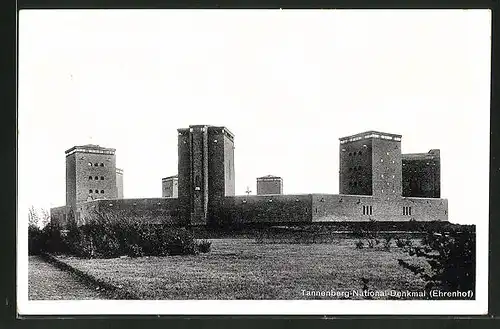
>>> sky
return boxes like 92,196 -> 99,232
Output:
18,9 -> 491,226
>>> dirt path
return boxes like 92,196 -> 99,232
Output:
29,255 -> 108,300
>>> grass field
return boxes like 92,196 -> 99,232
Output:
51,238 -> 428,300
29,256 -> 108,300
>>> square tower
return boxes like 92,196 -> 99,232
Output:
65,145 -> 118,211
402,149 -> 440,198
162,175 -> 178,198
339,131 -> 402,199
177,125 -> 235,226
257,175 -> 283,195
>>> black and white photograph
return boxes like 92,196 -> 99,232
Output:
17,9 -> 490,315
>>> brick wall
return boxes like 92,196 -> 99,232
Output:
116,169 -> 124,199
256,177 -> 283,195
223,132 -> 235,196
66,154 -> 76,208
68,151 -> 117,206
222,194 -> 313,225
371,138 -> 402,199
402,150 -> 440,198
339,139 -> 373,195
76,198 -> 181,226
311,194 -> 448,222
177,129 -> 192,226
162,176 -> 178,198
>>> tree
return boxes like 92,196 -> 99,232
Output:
28,206 -> 39,228
39,208 -> 51,229
397,228 -> 475,298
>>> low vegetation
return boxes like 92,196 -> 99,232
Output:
51,238 -> 429,300
396,228 -> 475,298
28,208 -> 211,258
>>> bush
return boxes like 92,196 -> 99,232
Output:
383,236 -> 393,251
397,228 -> 475,298
395,237 -> 413,249
197,240 -> 212,253
366,239 -> 375,249
52,210 -> 199,258
28,225 -> 44,255
355,240 -> 364,249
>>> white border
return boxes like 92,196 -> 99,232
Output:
17,8 -> 490,316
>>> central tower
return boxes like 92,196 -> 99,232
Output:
178,125 -> 235,226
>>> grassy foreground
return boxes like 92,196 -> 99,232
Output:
29,256 -> 107,300
51,238 -> 429,300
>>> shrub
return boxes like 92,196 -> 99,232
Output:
366,239 -> 375,249
383,236 -> 393,251
397,228 -> 475,298
197,240 -> 212,253
355,240 -> 364,249
395,237 -> 405,248
51,210 -> 200,258
28,225 -> 44,255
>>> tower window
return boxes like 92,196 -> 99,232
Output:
95,189 -> 99,193
358,151 -> 362,155
349,152 -> 352,156
100,190 -> 104,194
100,163 -> 104,167
94,163 -> 98,166
95,176 -> 99,180
89,176 -> 93,180
100,176 -> 104,180
89,189 -> 93,193
353,181 -> 358,187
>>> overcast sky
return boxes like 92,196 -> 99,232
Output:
18,9 -> 491,225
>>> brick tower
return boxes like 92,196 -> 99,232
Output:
65,144 -> 118,215
177,125 -> 235,226
402,149 -> 440,198
339,131 -> 402,199
256,175 -> 283,195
